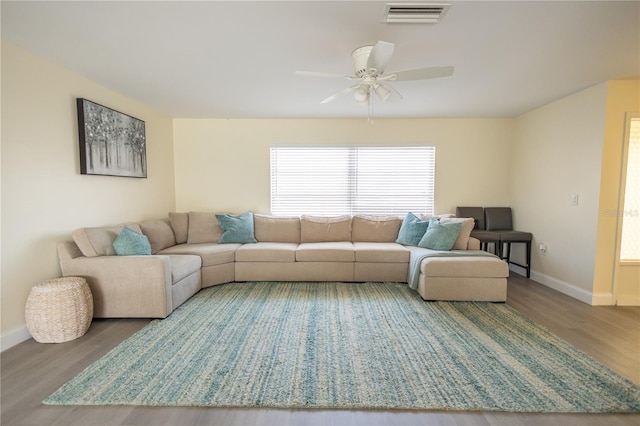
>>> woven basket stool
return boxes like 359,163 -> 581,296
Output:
25,277 -> 93,343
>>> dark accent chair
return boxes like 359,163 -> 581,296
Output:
484,207 -> 532,278
455,207 -> 501,254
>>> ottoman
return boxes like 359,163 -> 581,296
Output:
417,256 -> 509,302
25,277 -> 93,343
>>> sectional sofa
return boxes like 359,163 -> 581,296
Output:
57,212 -> 510,319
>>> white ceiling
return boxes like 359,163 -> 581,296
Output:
2,1 -> 639,119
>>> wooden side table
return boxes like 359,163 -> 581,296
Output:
25,277 -> 93,343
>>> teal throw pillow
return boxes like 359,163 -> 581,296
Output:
216,211 -> 258,244
418,217 -> 462,251
113,226 -> 152,256
395,212 -> 430,246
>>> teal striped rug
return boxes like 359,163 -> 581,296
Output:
44,282 -> 640,412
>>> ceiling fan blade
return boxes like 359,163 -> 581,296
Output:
295,71 -> 355,79
366,41 -> 395,76
320,85 -> 359,104
389,66 -> 454,81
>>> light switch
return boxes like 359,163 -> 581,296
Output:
570,194 -> 579,205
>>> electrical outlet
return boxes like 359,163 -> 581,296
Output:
538,243 -> 548,255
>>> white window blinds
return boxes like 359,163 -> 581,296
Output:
270,146 -> 435,216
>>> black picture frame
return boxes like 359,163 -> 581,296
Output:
77,98 -> 147,178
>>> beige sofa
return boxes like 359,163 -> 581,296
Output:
57,213 -> 509,319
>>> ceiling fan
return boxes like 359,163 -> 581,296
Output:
296,41 -> 454,120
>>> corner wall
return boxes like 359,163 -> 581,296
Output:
511,83 -> 609,302
510,81 -> 640,304
1,42 -> 177,349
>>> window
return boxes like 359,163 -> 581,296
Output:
270,146 -> 435,216
620,117 -> 640,260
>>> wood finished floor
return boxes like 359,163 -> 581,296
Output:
2,274 -> 639,426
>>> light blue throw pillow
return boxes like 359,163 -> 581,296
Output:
395,212 -> 430,246
216,211 -> 258,244
113,226 -> 152,256
418,217 -> 462,251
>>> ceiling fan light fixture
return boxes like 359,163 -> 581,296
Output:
354,86 -> 369,103
374,84 -> 392,102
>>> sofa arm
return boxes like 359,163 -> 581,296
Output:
467,237 -> 480,250
57,241 -> 172,318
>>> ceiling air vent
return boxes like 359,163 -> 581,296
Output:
383,3 -> 451,24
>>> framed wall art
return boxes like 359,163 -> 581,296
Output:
77,98 -> 147,178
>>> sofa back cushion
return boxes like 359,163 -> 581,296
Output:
169,212 -> 189,244
254,214 -> 300,243
140,218 -> 177,254
351,215 -> 402,242
300,215 -> 352,243
72,223 -> 143,257
187,212 -> 222,244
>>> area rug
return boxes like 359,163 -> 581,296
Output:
44,282 -> 640,412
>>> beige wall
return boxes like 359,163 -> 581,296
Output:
593,80 -> 640,304
173,118 -> 513,215
1,42 -> 176,344
511,83 -> 608,302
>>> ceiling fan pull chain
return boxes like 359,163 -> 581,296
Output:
368,86 -> 374,124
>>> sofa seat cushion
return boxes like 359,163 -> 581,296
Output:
168,255 -> 202,283
158,243 -> 240,267
420,256 -> 508,278
296,242 -> 355,262
353,242 -> 410,263
235,242 -> 298,262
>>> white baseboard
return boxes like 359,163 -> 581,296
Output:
616,295 -> 640,306
591,292 -> 615,306
1,325 -> 32,352
508,263 -> 527,277
528,269 -> 602,305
